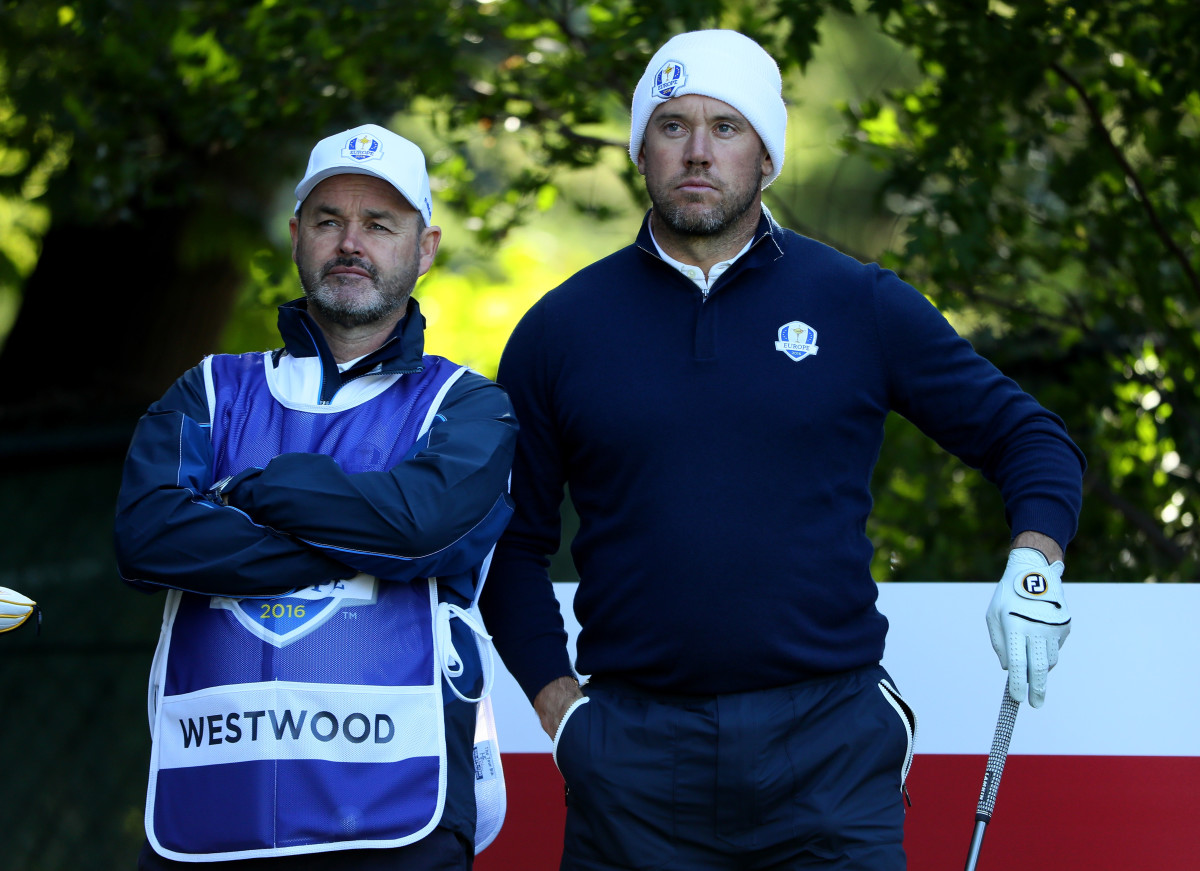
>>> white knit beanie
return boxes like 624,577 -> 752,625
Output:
629,30 -> 786,189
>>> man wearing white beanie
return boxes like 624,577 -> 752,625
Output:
484,29 -> 1084,870
117,123 -> 517,870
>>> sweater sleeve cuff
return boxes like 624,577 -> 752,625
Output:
502,637 -> 576,705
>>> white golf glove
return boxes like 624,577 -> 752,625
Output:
986,548 -> 1070,708
0,586 -> 39,634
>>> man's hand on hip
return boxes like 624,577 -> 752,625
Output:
534,675 -> 585,740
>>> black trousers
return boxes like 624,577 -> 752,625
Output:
555,664 -> 915,871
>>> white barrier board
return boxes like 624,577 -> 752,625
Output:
488,582 -> 1200,756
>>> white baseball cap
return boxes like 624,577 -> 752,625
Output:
294,123 -> 433,223
629,30 -> 787,189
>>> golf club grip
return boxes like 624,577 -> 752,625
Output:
975,688 -> 1020,822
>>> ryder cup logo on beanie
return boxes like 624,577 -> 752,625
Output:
294,123 -> 434,224
652,60 -> 687,99
629,30 -> 787,189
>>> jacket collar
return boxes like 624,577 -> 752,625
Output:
275,297 -> 427,403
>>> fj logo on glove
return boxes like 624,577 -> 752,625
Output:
1021,572 -> 1049,595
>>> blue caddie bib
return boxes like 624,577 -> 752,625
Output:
144,351 -> 471,862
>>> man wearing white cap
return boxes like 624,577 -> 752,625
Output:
116,123 -> 517,869
482,30 -> 1084,869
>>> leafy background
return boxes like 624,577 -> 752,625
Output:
0,1 -> 1196,868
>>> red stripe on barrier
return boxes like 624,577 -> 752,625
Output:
476,754 -> 564,870
477,753 -> 1200,870
905,754 -> 1200,869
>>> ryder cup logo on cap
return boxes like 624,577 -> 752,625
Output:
294,123 -> 434,224
630,29 -> 787,189
652,60 -> 687,99
342,132 -> 383,162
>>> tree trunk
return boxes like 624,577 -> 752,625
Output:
0,209 -> 243,436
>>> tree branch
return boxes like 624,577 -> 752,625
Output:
1083,471 -> 1190,567
1050,60 -> 1200,303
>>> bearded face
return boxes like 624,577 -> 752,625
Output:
638,95 -> 771,240
291,174 -> 433,330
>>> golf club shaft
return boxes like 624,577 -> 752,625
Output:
963,687 -> 1021,871
964,820 -> 987,871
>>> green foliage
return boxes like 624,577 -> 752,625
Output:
0,0 -> 1195,580
845,0 -> 1200,579
1,0 -> 462,220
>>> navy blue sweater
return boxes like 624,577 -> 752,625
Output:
481,210 -> 1085,699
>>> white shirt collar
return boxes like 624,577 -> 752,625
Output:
337,353 -> 369,373
648,221 -> 755,295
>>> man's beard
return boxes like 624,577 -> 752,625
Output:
648,168 -> 763,236
297,253 -> 418,329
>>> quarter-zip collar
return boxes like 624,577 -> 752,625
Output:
634,206 -> 786,297
274,296 -> 427,404
651,229 -> 753,296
